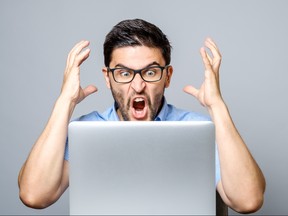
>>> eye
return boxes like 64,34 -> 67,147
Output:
119,70 -> 132,77
145,69 -> 156,77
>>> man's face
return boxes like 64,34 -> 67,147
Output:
102,46 -> 173,121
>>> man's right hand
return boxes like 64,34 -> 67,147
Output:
60,40 -> 97,106
18,41 -> 98,209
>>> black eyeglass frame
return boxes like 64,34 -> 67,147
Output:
107,65 -> 170,84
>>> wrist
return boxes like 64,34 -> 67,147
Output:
207,99 -> 228,122
55,95 -> 77,119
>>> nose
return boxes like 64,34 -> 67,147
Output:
131,74 -> 146,93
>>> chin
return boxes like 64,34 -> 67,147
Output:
129,114 -> 153,121
130,117 -> 152,121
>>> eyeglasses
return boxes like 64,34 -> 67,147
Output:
107,65 -> 169,84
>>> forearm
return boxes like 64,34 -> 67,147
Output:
18,96 -> 74,208
210,101 -> 265,212
18,41 -> 96,208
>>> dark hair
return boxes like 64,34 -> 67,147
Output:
103,19 -> 172,67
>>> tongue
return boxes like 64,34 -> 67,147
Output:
133,100 -> 145,110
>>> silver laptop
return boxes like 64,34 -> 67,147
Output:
68,121 -> 215,215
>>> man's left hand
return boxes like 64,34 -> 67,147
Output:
184,38 -> 223,112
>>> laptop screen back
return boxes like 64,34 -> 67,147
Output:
69,121 -> 215,215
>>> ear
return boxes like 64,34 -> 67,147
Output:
102,67 -> 111,89
165,65 -> 173,88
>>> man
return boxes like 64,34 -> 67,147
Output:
18,19 -> 265,213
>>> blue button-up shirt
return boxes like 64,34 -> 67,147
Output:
65,98 -> 221,185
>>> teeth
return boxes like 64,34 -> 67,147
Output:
134,98 -> 144,102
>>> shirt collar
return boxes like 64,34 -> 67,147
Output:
111,102 -> 120,121
154,97 -> 169,121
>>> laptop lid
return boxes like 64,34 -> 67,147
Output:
68,121 -> 215,215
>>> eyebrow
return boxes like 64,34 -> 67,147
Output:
114,61 -> 161,69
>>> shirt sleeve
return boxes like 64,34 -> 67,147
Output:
64,137 -> 69,161
215,143 -> 221,186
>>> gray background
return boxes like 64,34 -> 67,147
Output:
0,0 -> 287,215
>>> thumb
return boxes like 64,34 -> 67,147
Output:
83,85 -> 98,98
183,85 -> 199,98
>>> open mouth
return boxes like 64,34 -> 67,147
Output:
133,98 -> 145,111
131,97 -> 148,120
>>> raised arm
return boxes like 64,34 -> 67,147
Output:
18,40 -> 97,209
184,38 -> 265,213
